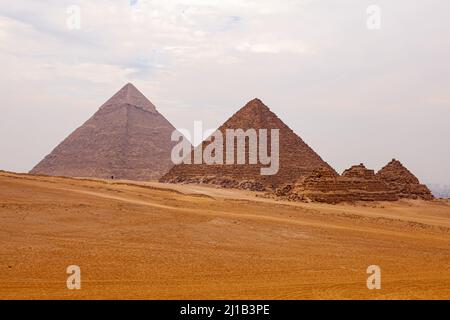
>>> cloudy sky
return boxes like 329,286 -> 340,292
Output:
0,0 -> 449,185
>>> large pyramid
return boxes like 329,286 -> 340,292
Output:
30,83 -> 178,181
377,159 -> 434,200
160,98 -> 334,190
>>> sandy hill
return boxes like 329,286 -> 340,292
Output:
1,171 -> 450,299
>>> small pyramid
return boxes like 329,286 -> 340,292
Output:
377,159 -> 434,200
342,163 -> 377,180
160,98 -> 335,189
30,83 -> 179,180
274,163 -> 398,203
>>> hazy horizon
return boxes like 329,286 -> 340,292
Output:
1,0 -> 449,185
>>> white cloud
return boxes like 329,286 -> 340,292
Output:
236,39 -> 311,54
0,0 -> 450,185
41,63 -> 137,84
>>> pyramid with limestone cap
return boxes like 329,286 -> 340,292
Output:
30,83 -> 178,180
100,83 -> 157,113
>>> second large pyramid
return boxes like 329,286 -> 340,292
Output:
161,98 -> 334,189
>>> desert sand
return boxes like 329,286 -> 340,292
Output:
1,171 -> 450,300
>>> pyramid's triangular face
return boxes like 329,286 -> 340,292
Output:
377,159 -> 434,200
161,99 -> 334,188
377,159 -> 420,184
30,83 -> 178,180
